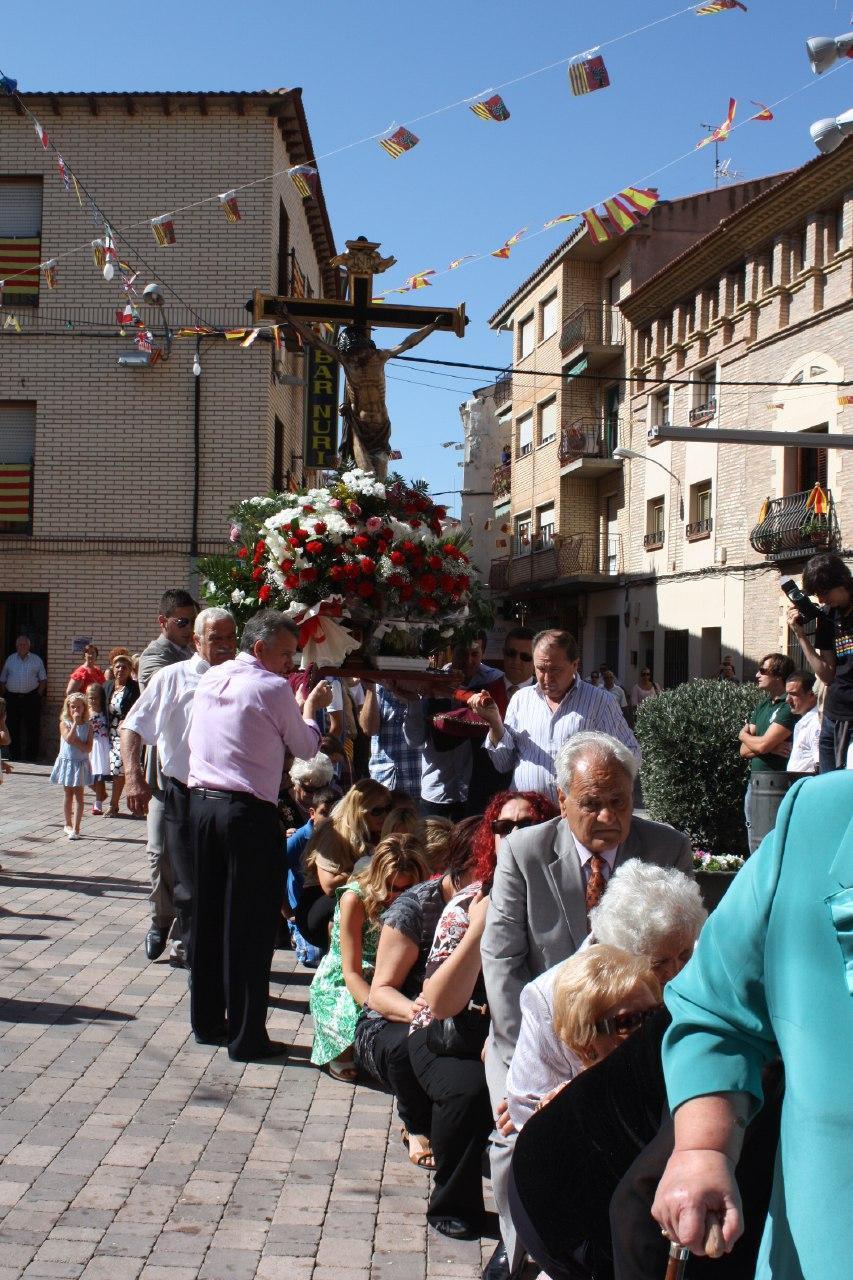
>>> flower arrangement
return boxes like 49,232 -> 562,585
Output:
199,470 -> 476,663
693,851 -> 745,875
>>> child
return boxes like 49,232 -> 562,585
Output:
285,786 -> 336,968
50,692 -> 94,840
309,833 -> 429,1080
86,682 -> 111,815
0,696 -> 12,785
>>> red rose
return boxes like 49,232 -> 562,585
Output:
284,574 -> 299,588
357,581 -> 374,598
381,526 -> 393,540
328,565 -> 345,580
360,557 -> 376,574
305,540 -> 324,555
409,520 -> 421,530
435,506 -> 447,520
427,555 -> 442,570
457,575 -> 470,590
300,567 -> 318,582
313,521 -> 327,534
258,584 -> 272,603
417,597 -> 437,613
400,583 -> 414,600
387,573 -> 405,588
237,547 -> 248,559
344,562 -> 360,578
302,504 -> 315,514
443,543 -> 458,557
401,540 -> 417,554
252,566 -> 263,581
352,534 -> 371,550
390,551 -> 406,566
440,575 -> 455,594
420,573 -> 437,593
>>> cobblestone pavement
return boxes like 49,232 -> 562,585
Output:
1,767 -> 500,1280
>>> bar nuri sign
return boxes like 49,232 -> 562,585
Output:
303,343 -> 340,468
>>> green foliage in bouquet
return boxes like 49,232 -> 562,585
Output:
635,678 -> 761,858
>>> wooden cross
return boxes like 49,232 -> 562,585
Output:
251,235 -> 467,339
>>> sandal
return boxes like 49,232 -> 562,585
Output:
327,1055 -> 358,1083
401,1128 -> 435,1169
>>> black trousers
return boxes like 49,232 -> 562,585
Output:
357,1018 -> 432,1136
5,690 -> 41,762
409,1025 -> 493,1226
189,788 -> 283,1058
163,776 -> 193,949
294,883 -> 335,951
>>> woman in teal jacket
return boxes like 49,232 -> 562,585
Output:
653,771 -> 853,1278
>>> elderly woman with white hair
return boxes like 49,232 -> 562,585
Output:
505,858 -> 707,1129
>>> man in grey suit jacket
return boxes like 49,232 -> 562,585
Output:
479,731 -> 692,1280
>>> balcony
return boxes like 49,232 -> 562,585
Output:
560,304 -> 624,368
689,397 -> 717,426
492,462 -> 511,499
558,418 -> 622,476
492,369 -> 513,410
686,517 -> 713,542
749,488 -> 841,562
644,530 -> 665,551
492,531 -> 623,592
489,557 -> 509,591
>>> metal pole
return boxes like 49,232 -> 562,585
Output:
648,424 -> 853,450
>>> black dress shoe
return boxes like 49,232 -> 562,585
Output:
145,927 -> 169,961
227,1039 -> 287,1062
482,1241 -> 525,1280
193,1028 -> 227,1046
429,1216 -> 475,1240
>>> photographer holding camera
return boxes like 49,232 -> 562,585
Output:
785,553 -> 853,772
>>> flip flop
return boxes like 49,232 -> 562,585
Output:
402,1129 -> 435,1169
327,1056 -> 358,1082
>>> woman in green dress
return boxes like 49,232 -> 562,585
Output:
309,833 -> 430,1080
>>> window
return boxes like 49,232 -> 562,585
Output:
644,496 -> 665,549
797,227 -> 809,272
0,179 -> 42,307
272,416 -> 285,492
834,206 -> 845,253
517,411 -> 533,456
687,480 -> 713,540
540,293 -> 558,340
0,402 -> 35,532
536,503 -> 555,550
538,397 -> 557,445
690,364 -> 716,424
785,424 -> 828,496
518,313 -> 535,359
276,200 -> 290,295
514,512 -> 532,555
653,390 -> 670,427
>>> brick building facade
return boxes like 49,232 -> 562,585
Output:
0,89 -> 337,750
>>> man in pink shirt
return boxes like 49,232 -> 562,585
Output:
188,610 -> 333,1061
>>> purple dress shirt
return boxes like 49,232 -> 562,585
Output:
188,652 -> 320,804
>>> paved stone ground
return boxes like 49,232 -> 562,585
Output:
0,766 -> 503,1280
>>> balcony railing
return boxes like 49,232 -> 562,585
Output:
689,397 -> 716,426
492,462 -> 511,498
749,488 -> 841,561
560,303 -> 624,355
558,418 -> 619,467
490,532 -> 623,592
686,517 -> 713,541
489,557 -> 509,591
644,530 -> 665,551
493,369 -> 513,410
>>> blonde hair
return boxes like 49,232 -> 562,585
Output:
354,833 -> 430,924
86,682 -> 106,712
422,817 -> 453,873
552,944 -> 661,1058
303,778 -> 390,880
381,793 -> 424,843
61,692 -> 90,724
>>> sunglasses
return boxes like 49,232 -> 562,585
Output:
757,667 -> 775,676
171,617 -> 194,628
641,671 -> 651,677
505,648 -> 533,662
491,816 -> 536,837
370,803 -> 394,817
595,1005 -> 661,1037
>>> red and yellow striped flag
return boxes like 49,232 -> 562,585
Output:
806,483 -> 829,516
404,270 -> 435,290
582,207 -> 614,244
750,100 -> 773,122
695,0 -> 747,13
0,464 -> 31,522
568,55 -> 610,96
469,94 -> 510,123
697,99 -> 736,148
0,237 -> 41,298
378,126 -> 420,158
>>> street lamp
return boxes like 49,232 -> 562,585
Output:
809,108 -> 853,154
805,32 -> 853,75
613,446 -> 684,518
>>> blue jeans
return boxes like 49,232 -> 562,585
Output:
819,713 -> 838,773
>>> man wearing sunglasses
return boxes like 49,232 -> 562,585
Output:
479,730 -> 691,1280
738,651 -> 796,853
136,589 -> 198,963
501,627 -> 536,700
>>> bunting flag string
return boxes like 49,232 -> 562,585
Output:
151,214 -> 177,246
218,190 -> 242,223
403,270 -> 436,290
378,125 -> 420,158
543,213 -> 577,229
42,260 -> 58,290
469,93 -> 511,122
696,97 -> 736,148
56,154 -> 71,193
447,255 -> 476,270
491,228 -> 528,259
288,165 -> 320,200
750,100 -> 773,122
581,186 -> 659,244
568,52 -> 610,96
33,119 -> 48,149
3,313 -> 22,331
695,0 -> 747,12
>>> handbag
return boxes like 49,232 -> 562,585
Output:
424,999 -> 489,1059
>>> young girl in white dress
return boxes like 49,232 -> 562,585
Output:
50,692 -> 94,840
86,682 -> 111,815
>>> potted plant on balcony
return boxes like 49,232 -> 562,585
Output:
799,513 -> 831,547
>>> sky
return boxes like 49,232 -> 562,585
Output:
3,0 -> 851,509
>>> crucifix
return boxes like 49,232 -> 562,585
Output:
251,236 -> 468,477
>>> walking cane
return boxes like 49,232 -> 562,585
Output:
663,1216 -> 725,1279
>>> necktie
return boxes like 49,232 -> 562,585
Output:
585,854 -> 607,916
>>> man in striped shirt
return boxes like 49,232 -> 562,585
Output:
471,629 -> 639,801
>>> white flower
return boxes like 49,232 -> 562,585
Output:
231,588 -> 246,604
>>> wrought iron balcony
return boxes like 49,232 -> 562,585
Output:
492,462 -> 511,498
749,488 -> 840,561
686,517 -> 713,541
560,304 -> 624,360
489,557 -> 509,591
492,369 -> 513,410
501,532 -> 623,590
689,397 -> 716,426
558,418 -> 620,470
644,530 -> 665,551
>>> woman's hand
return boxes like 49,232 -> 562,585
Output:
652,1149 -> 743,1255
786,603 -> 806,638
495,1097 -> 516,1138
466,890 -> 491,940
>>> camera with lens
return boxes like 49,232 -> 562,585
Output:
780,577 -> 822,625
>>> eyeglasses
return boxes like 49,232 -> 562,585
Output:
170,617 -> 194,628
505,648 -> 533,662
595,1005 -> 661,1037
641,671 -> 651,677
757,667 -> 775,676
370,803 -> 394,817
491,816 -> 536,837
